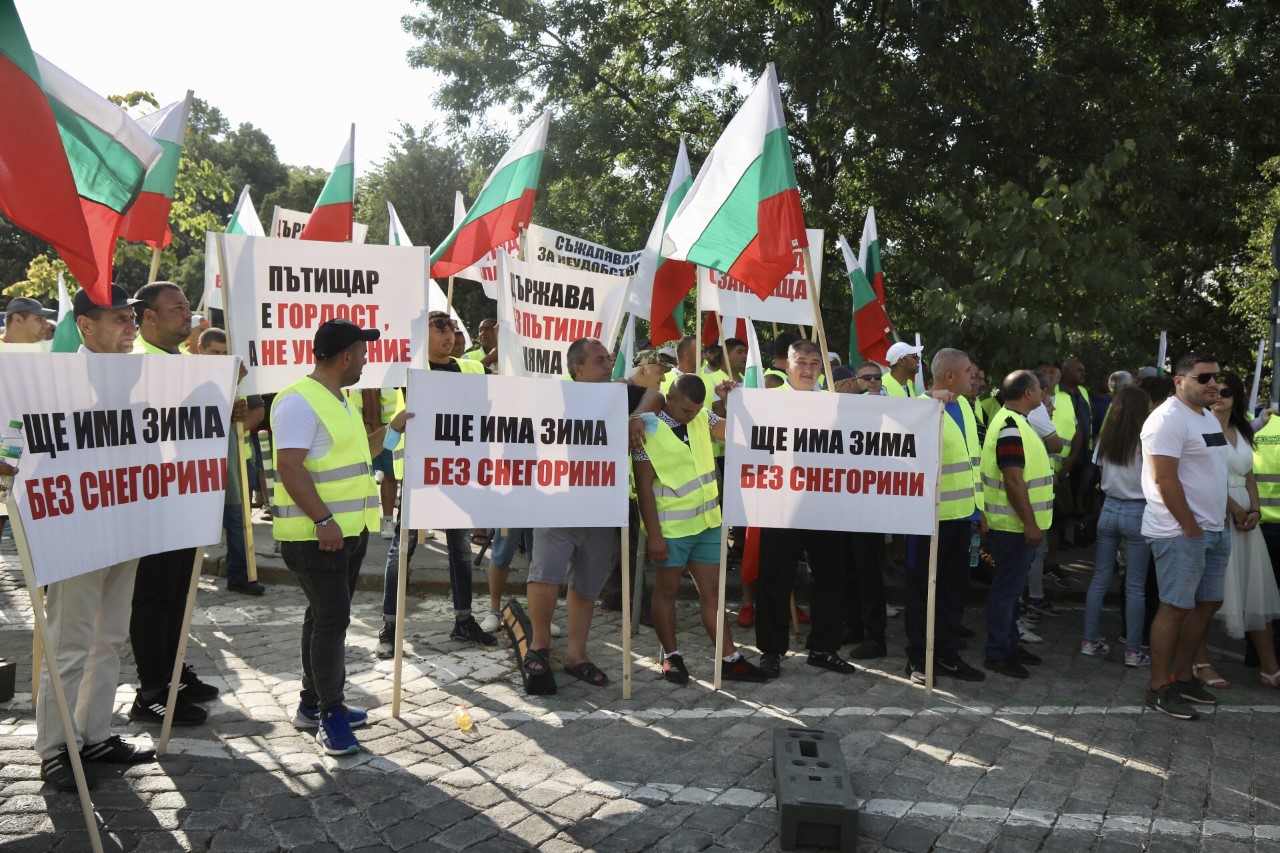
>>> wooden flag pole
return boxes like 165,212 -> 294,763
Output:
620,525 -> 633,699
158,549 -> 205,756
924,407 -> 946,694
800,246 -> 835,393
147,248 -> 163,283
445,276 -> 456,318
712,522 -> 729,691
6,499 -> 104,853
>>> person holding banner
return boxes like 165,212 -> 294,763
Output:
272,318 -> 383,755
633,374 -> 769,684
903,349 -> 988,684
127,282 -> 220,727
883,342 -> 923,398
36,284 -> 155,792
756,341 -> 858,678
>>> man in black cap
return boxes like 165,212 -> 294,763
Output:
35,285 -> 155,793
1,297 -> 56,345
272,318 -> 382,755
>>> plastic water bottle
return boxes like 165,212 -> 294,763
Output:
0,420 -> 22,504
968,523 -> 981,568
452,703 -> 473,732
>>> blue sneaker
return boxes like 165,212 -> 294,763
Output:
316,708 -> 360,756
294,702 -> 368,730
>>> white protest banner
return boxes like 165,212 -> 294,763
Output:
219,233 -> 427,395
697,229 -> 824,325
269,205 -> 369,243
496,250 -> 630,379
454,239 -> 520,300
0,353 -> 237,585
402,371 -> 628,528
526,224 -> 643,277
723,388 -> 941,535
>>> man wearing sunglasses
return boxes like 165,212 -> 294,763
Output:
855,362 -> 885,396
1140,352 -> 1230,720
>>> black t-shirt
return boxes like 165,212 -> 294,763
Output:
429,359 -> 462,374
627,383 -> 646,415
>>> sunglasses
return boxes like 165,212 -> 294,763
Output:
1218,387 -> 1234,399
1182,372 -> 1221,385
858,374 -> 882,382
430,319 -> 458,332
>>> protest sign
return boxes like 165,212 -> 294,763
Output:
722,388 -> 941,535
218,233 -> 427,395
453,235 -> 520,300
269,205 -> 369,243
697,229 -> 824,326
526,224 -> 642,277
0,353 -> 237,585
402,371 -> 628,529
496,250 -> 630,379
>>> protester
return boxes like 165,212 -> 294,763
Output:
272,318 -> 383,754
1017,370 -> 1067,643
763,332 -> 798,388
464,317 -> 498,370
35,285 -> 153,792
724,337 -> 747,383
755,340 -> 857,678
1,297 -> 55,345
1140,352 -> 1230,720
1250,398 -> 1280,670
829,364 -> 856,394
477,528 -> 538,633
882,342 -> 923,398
128,282 -> 220,727
855,361 -> 885,396
179,312 -> 209,354
630,349 -> 672,390
1082,386 -> 1151,664
633,374 -> 767,683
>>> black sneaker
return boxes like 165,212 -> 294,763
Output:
1147,684 -> 1199,720
662,653 -> 690,684
720,655 -> 769,683
41,747 -> 93,792
806,651 -> 857,674
375,624 -> 395,660
450,615 -> 498,646
227,579 -> 266,596
905,660 -> 926,685
1174,678 -> 1217,705
937,657 -> 987,682
1044,569 -> 1075,590
129,691 -> 208,726
984,657 -> 1030,679
1012,647 -> 1042,666
81,735 -> 156,764
758,653 -> 782,679
177,664 -> 219,702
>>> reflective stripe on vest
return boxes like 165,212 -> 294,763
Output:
981,407 -> 1053,532
271,378 -> 379,540
643,409 -> 722,538
1254,416 -> 1280,523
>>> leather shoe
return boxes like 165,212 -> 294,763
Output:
983,657 -> 1029,679
1012,647 -> 1042,666
758,653 -> 781,679
806,651 -> 857,674
227,579 -> 265,596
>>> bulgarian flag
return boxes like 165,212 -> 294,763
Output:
299,125 -> 354,242
50,271 -> 82,353
227,184 -> 265,236
661,64 -> 807,300
387,201 -> 412,246
839,212 -> 895,365
631,139 -> 696,346
118,91 -> 193,249
431,111 -> 549,280
611,314 -> 637,381
0,3 -> 161,306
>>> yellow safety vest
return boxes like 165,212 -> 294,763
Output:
884,374 -> 917,398
661,369 -> 717,404
643,409 -> 722,538
764,367 -> 787,385
271,377 -> 379,540
347,389 -> 406,479
463,346 -> 485,362
1254,415 -> 1280,523
979,395 -> 1000,422
428,356 -> 485,375
926,394 -> 984,520
981,407 -> 1054,532
1050,390 -> 1076,471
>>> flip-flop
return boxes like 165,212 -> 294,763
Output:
521,647 -> 550,678
563,660 -> 609,687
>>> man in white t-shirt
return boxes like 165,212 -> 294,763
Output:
1140,352 -> 1230,721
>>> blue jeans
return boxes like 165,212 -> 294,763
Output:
985,530 -> 1036,661
382,521 -> 473,618
1084,498 -> 1150,651
222,501 -> 248,584
281,531 -> 368,712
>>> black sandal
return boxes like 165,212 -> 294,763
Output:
563,660 -> 609,686
521,647 -> 550,677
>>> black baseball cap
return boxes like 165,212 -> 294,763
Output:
313,318 -> 380,360
73,284 -> 141,317
5,297 -> 56,320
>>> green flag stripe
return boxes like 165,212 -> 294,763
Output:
684,156 -> 765,269
431,151 -> 544,264
48,98 -> 146,212
661,178 -> 692,229
314,162 -> 354,207
139,139 -> 181,197
849,268 -> 878,310
0,4 -> 38,81
757,126 -> 800,200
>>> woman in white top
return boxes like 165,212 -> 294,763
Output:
1193,371 -> 1280,688
1082,387 -> 1152,664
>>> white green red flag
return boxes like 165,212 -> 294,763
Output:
51,271 -> 81,353
227,185 -> 265,237
661,64 -> 807,300
118,90 -> 193,249
431,111 -> 549,279
300,125 -> 355,242
201,185 -> 264,312
387,201 -> 411,247
839,209 -> 895,365
631,139 -> 696,346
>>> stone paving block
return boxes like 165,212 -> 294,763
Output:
209,830 -> 278,851
884,819 -> 945,851
506,812 -> 562,847
430,817 -> 500,851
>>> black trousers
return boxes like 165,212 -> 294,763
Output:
130,546 -> 197,692
844,532 -> 886,643
756,528 -> 845,655
904,520 -> 971,663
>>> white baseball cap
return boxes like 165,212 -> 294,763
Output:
885,341 -> 924,365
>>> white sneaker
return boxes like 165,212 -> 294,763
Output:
550,622 -> 563,637
885,604 -> 901,618
479,612 -> 501,633
1017,619 -> 1043,643
379,517 -> 395,540
1080,638 -> 1111,656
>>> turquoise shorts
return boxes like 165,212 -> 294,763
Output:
652,526 -> 721,568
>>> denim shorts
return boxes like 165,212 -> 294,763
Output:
371,448 -> 396,478
489,528 -> 533,568
651,526 -> 721,568
1148,528 -> 1230,608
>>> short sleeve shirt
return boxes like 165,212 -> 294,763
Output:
633,410 -> 721,462
1140,397 -> 1229,536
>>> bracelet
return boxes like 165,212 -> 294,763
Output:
313,514 -> 335,527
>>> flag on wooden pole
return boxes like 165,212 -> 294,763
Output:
299,125 -> 354,242
632,139 -> 696,345
839,220 -> 895,365
50,272 -> 82,353
118,91 -> 193,249
661,65 -> 807,299
431,111 -> 549,279
387,201 -> 411,246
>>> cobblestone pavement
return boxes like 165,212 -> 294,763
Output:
1,538 -> 1279,852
